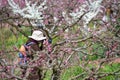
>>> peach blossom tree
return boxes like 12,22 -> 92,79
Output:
0,0 -> 120,80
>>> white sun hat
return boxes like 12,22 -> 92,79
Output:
28,30 -> 46,41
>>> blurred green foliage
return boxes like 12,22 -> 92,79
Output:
61,66 -> 84,80
60,63 -> 120,80
0,27 -> 31,50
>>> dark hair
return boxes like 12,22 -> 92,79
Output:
26,38 -> 38,44
26,38 -> 44,50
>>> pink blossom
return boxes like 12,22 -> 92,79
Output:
43,40 -> 52,52
77,0 -> 85,3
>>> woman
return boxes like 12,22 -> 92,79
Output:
18,30 -> 47,80
18,30 -> 46,64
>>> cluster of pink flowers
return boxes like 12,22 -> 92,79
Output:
43,40 -> 52,53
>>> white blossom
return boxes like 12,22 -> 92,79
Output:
7,0 -> 47,26
53,17 -> 58,23
64,0 -> 103,36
